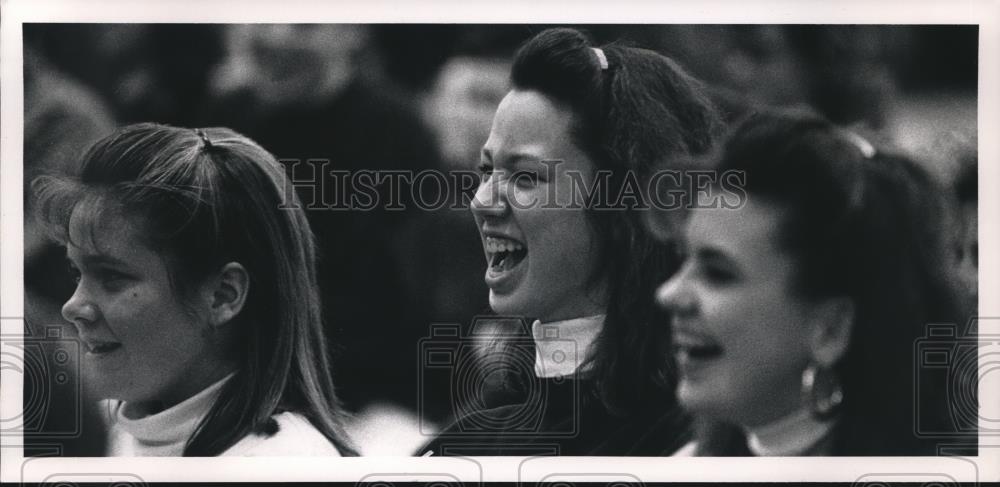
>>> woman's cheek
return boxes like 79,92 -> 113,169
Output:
698,291 -> 738,345
516,185 -> 545,209
111,288 -> 160,334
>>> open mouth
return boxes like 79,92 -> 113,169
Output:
673,333 -> 723,361
678,342 -> 723,360
485,236 -> 527,273
85,341 -> 122,356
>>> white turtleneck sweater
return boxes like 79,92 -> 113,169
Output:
105,374 -> 341,456
744,407 -> 836,456
531,314 -> 605,378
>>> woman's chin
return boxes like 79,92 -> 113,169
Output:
677,381 -> 724,418
488,291 -> 520,316
488,291 -> 544,320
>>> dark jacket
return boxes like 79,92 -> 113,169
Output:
419,374 -> 691,456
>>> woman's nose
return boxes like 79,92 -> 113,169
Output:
656,268 -> 696,316
62,286 -> 99,330
470,176 -> 509,219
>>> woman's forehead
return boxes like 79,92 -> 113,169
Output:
485,90 -> 589,166
490,91 -> 573,141
65,198 -> 147,256
686,200 -> 788,258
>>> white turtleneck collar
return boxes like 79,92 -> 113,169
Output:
531,314 -> 605,378
745,407 -> 836,456
110,372 -> 235,456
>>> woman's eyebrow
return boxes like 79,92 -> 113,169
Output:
78,254 -> 131,269
694,246 -> 732,264
493,152 -> 548,169
511,156 -> 549,168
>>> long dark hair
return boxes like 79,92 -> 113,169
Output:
34,123 -> 357,456
696,110 -> 971,455
508,27 -> 723,415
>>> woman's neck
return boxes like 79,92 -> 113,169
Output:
133,362 -> 238,415
743,407 -> 836,456
120,370 -> 236,421
531,314 -> 605,378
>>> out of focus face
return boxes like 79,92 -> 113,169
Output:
213,24 -> 366,108
471,90 -> 607,323
656,199 -> 818,427
61,207 -> 227,409
426,56 -> 511,170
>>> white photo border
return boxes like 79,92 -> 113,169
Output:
2,0 -> 998,483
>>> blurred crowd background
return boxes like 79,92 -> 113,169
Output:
22,24 -> 977,455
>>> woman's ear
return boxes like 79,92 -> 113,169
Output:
203,262 -> 250,328
807,297 -> 855,368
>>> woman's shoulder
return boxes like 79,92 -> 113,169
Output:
222,412 -> 342,456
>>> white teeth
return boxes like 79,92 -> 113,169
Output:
484,236 -> 525,253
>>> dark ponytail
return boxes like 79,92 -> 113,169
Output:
509,27 -> 723,415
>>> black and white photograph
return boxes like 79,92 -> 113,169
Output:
1,0 -> 997,484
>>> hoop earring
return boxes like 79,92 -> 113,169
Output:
802,363 -> 843,420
